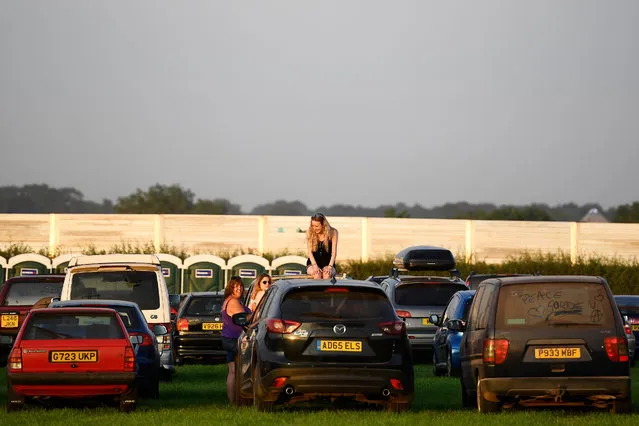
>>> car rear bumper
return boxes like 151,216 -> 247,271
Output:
479,376 -> 631,401
8,372 -> 136,397
257,366 -> 414,404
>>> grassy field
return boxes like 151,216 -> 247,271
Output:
1,363 -> 639,425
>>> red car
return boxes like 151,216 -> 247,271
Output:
6,307 -> 138,412
0,275 -> 65,365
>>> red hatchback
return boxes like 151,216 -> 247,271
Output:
6,307 -> 138,412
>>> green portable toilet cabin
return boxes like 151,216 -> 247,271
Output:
0,256 -> 7,284
227,255 -> 271,289
7,253 -> 52,278
271,255 -> 308,277
182,255 -> 226,293
52,253 -> 82,275
156,253 -> 183,294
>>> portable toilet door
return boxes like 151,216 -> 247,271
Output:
52,253 -> 82,275
182,255 -> 226,293
7,253 -> 53,278
227,255 -> 271,289
0,256 -> 6,284
271,255 -> 308,277
156,253 -> 183,295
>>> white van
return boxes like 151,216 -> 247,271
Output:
60,254 -> 175,378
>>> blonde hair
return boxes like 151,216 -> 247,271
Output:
306,213 -> 333,252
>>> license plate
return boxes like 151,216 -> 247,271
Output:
202,322 -> 222,331
632,325 -> 639,331
534,347 -> 581,359
1,315 -> 18,328
317,340 -> 362,352
422,318 -> 430,325
49,351 -> 98,363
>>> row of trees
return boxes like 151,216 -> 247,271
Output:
1,183 -> 638,222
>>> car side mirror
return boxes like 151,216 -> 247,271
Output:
232,312 -> 250,327
447,319 -> 466,332
153,325 -> 168,336
623,315 -> 629,322
429,314 -> 440,326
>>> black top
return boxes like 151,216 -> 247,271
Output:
307,240 -> 332,268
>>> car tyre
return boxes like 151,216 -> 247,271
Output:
252,367 -> 274,412
147,377 -> 160,399
610,389 -> 632,414
234,358 -> 252,407
477,380 -> 500,413
460,377 -> 475,408
432,351 -> 445,377
119,386 -> 138,413
386,401 -> 410,413
7,386 -> 25,413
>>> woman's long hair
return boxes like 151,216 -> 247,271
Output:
250,273 -> 271,300
306,212 -> 333,252
224,276 -> 244,299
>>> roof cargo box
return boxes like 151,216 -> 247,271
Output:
393,246 -> 456,271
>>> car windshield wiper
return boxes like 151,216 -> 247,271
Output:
33,325 -> 73,339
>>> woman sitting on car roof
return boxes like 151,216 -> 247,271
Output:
306,212 -> 339,279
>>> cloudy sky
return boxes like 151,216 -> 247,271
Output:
1,1 -> 638,211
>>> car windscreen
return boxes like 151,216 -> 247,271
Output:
496,283 -> 615,328
2,281 -> 63,306
22,313 -> 125,340
70,271 -> 160,310
280,287 -> 396,321
394,283 -> 469,306
184,297 -> 224,316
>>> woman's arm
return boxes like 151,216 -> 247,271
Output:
328,228 -> 339,267
226,298 -> 245,316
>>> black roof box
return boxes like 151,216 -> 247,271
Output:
393,246 -> 456,271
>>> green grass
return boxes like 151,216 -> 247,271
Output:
1,364 -> 639,425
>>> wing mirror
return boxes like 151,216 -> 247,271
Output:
153,325 -> 168,336
429,314 -> 440,326
447,319 -> 466,332
232,312 -> 250,327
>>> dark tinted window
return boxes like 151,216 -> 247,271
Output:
71,271 -> 159,310
184,296 -> 223,316
496,283 -> 615,328
23,313 -> 124,340
461,297 -> 474,321
3,281 -> 63,306
280,287 -> 395,321
395,283 -> 468,306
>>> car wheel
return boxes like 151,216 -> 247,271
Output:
446,350 -> 459,377
252,366 -> 274,412
7,385 -> 25,413
149,377 -> 160,399
234,357 -> 252,407
119,386 -> 138,413
476,380 -> 500,413
610,389 -> 632,414
460,377 -> 475,408
386,401 -> 410,413
432,351 -> 445,377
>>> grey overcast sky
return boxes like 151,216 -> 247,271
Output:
1,1 -> 638,211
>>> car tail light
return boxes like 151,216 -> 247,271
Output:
624,324 -> 632,335
124,346 -> 136,371
379,320 -> 406,336
177,318 -> 189,331
483,339 -> 509,365
8,348 -> 22,372
324,287 -> 349,293
395,310 -> 412,318
390,378 -> 404,390
130,331 -> 154,346
271,377 -> 287,387
465,280 -> 471,288
604,337 -> 629,362
266,319 -> 301,334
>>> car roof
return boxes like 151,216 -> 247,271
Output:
68,254 -> 160,267
486,275 -> 605,286
184,291 -> 225,297
3,275 -> 65,283
391,276 -> 466,285
50,299 -> 142,309
273,278 -> 383,291
30,307 -> 120,315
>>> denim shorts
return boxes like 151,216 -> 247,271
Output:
221,337 -> 238,363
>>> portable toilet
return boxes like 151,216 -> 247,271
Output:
7,253 -> 53,278
227,255 -> 271,289
182,255 -> 226,293
156,253 -> 183,294
0,255 -> 6,284
271,255 -> 308,277
52,253 -> 83,275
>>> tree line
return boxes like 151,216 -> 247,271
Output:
1,184 -> 638,223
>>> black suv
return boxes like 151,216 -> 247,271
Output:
459,275 -> 631,413
378,246 -> 468,358
232,277 -> 414,411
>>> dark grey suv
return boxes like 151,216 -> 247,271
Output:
459,275 -> 631,413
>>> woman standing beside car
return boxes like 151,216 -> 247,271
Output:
221,276 -> 250,404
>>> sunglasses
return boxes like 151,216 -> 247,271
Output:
261,280 -> 271,285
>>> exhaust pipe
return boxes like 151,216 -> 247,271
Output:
284,386 -> 295,395
382,388 -> 391,397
